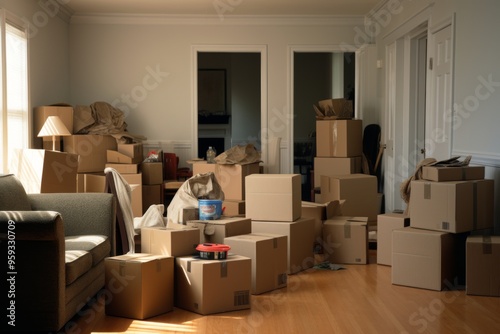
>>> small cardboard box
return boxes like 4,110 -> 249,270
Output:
422,165 -> 485,182
14,149 -> 78,193
83,173 -> 105,192
392,227 -> 457,291
192,161 -> 260,200
186,217 -> 252,244
224,234 -> 288,295
320,174 -> 379,222
222,199 -> 245,217
105,254 -> 174,319
466,235 -> 500,297
63,134 -> 117,172
301,200 -> 343,255
245,174 -> 302,222
175,255 -> 251,315
409,179 -> 494,233
33,105 -> 74,148
141,162 -> 164,185
316,119 -> 362,157
105,163 -> 139,174
251,218 -> 315,274
141,227 -> 199,257
118,143 -> 143,162
376,213 -> 410,266
323,217 -> 368,264
313,156 -> 362,187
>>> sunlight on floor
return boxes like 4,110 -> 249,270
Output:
93,320 -> 197,333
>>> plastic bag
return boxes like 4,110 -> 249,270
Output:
166,172 -> 224,224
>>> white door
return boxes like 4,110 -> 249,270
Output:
426,23 -> 453,161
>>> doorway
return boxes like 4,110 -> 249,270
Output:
192,45 -> 267,164
292,51 -> 356,200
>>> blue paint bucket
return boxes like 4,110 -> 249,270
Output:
198,199 -> 222,220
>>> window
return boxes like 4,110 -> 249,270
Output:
0,10 -> 29,173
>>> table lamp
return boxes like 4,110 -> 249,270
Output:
37,116 -> 71,151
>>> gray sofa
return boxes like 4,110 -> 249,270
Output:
0,174 -> 116,332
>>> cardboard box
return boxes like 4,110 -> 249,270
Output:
118,143 -> 143,162
186,217 -> 252,244
422,165 -> 485,182
376,213 -> 410,266
222,199 -> 245,217
141,162 -> 163,185
105,254 -> 174,319
33,105 -> 74,148
251,218 -> 315,274
142,184 -> 163,212
313,156 -> 362,187
392,227 -> 457,291
175,255 -> 251,315
466,235 -> 500,296
301,201 -> 343,255
192,161 -> 260,200
121,173 -> 142,186
409,179 -> 494,233
83,173 -> 106,192
224,234 -> 288,295
63,134 -> 117,172
320,174 -> 379,221
323,217 -> 368,264
245,174 -> 302,222
105,163 -> 139,174
141,227 -> 199,257
316,119 -> 362,157
314,98 -> 354,119
13,149 -> 78,193
107,150 -> 142,164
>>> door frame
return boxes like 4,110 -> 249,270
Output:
191,45 -> 268,164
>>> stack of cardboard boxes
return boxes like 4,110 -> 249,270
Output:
389,164 -> 497,294
246,174 -> 316,275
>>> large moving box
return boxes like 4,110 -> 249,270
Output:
313,156 -> 362,187
245,174 -> 302,222
224,234 -> 288,294
392,227 -> 459,291
316,119 -> 362,157
409,179 -> 494,233
105,254 -> 174,319
251,218 -> 315,274
466,235 -> 500,296
63,134 -> 117,172
323,217 -> 368,264
175,255 -> 251,315
14,149 -> 78,193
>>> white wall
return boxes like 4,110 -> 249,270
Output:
68,16 -> 365,171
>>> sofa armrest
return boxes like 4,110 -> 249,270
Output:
0,211 -> 66,331
29,193 -> 116,254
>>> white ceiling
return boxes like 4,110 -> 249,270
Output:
65,0 -> 381,16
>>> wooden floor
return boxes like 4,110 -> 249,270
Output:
64,252 -> 500,334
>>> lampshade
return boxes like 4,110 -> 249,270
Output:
37,116 -> 71,151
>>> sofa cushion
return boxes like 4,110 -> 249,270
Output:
0,174 -> 31,211
65,235 -> 110,266
65,250 -> 93,285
